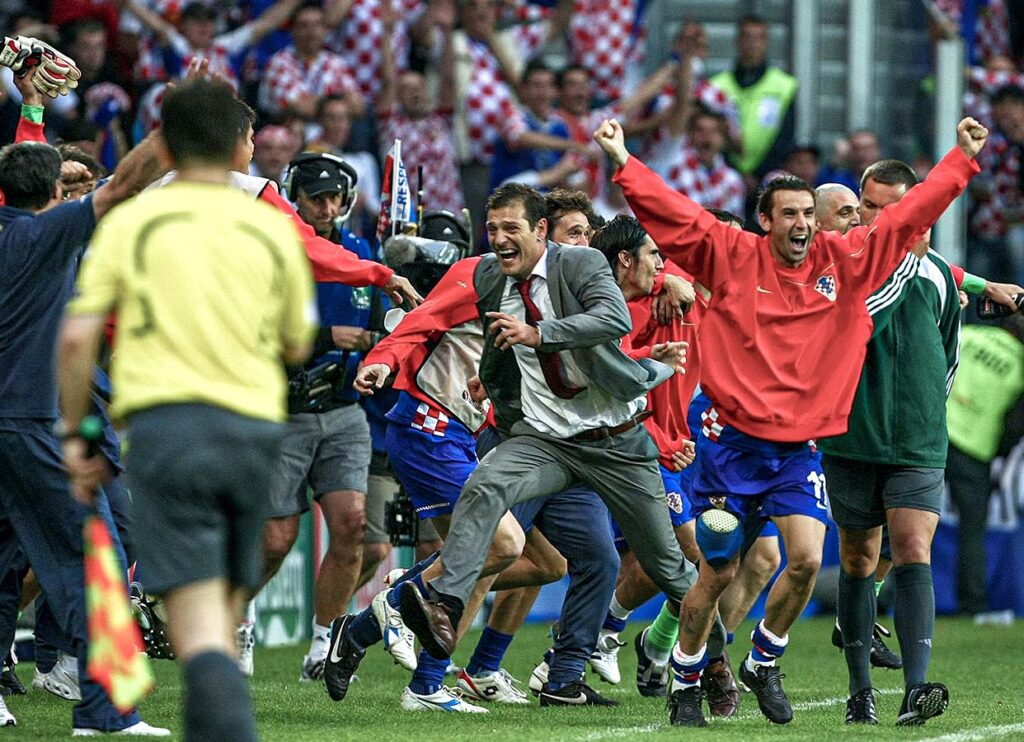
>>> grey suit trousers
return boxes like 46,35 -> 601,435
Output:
432,423 -> 697,604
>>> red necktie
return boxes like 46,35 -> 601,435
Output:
515,276 -> 585,399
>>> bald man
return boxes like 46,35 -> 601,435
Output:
814,184 -> 861,235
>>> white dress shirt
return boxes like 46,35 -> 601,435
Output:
500,252 -> 646,438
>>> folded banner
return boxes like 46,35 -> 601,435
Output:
376,139 -> 414,244
84,514 -> 154,713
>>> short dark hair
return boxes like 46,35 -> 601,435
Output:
64,18 -> 106,46
486,183 -> 547,230
756,175 -> 815,217
232,97 -> 257,135
57,143 -> 106,179
992,84 -> 1024,106
860,158 -> 917,192
689,104 -> 726,131
315,93 -> 349,122
0,142 -> 62,210
591,215 -> 649,276
161,79 -> 243,166
739,13 -> 767,28
545,189 -> 596,228
523,60 -> 554,84
556,64 -> 589,89
706,207 -> 743,226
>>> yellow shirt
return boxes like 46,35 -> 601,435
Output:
68,181 -> 317,422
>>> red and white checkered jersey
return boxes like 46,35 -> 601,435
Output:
134,24 -> 252,85
259,46 -> 361,114
568,0 -> 645,103
649,77 -> 742,147
326,0 -> 425,102
965,66 -> 1024,129
379,106 -> 466,214
933,0 -> 1010,62
647,128 -> 745,215
556,104 -> 620,200
971,132 -> 1023,239
463,23 -> 549,164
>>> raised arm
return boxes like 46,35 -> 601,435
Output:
597,118 -> 748,289
376,0 -> 399,112
125,0 -> 177,47
13,67 -> 46,143
842,117 -> 986,291
246,0 -> 304,44
90,131 -> 167,221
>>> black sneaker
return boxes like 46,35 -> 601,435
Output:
846,688 -> 878,724
896,682 -> 949,726
323,615 -> 366,702
0,652 -> 24,697
667,685 -> 707,727
539,681 -> 619,707
870,624 -> 902,670
738,657 -> 792,724
634,628 -> 668,698
831,622 -> 902,669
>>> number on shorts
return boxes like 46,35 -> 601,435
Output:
806,471 -> 829,511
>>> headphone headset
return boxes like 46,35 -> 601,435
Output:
282,152 -> 360,223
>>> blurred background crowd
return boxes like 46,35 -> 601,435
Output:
2,1 -> 1019,271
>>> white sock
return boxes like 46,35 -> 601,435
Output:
608,594 -> 632,622
241,600 -> 256,626
308,622 -> 331,659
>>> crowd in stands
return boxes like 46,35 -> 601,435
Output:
2,0 -> 1021,277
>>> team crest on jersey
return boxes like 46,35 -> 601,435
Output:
710,496 -> 727,510
815,274 -> 837,302
667,492 -> 684,514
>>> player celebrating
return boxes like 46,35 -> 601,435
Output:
594,115 -> 987,726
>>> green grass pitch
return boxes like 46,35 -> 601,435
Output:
5,617 -> 1024,740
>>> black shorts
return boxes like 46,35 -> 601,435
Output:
126,404 -> 283,595
822,455 -> 943,531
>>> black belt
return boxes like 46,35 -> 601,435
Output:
571,410 -> 654,442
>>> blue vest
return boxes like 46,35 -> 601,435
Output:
313,228 -> 379,405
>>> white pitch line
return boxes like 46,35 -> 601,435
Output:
916,722 -> 1024,742
570,688 -> 905,740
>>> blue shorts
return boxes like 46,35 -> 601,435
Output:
612,464 -> 693,552
386,419 -> 477,521
689,431 -> 829,526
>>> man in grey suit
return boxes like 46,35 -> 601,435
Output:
392,183 -> 698,704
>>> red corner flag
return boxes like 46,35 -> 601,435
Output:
83,515 -> 154,713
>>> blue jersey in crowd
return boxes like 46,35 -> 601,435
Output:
488,110 -> 571,192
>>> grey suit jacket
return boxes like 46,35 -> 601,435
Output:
473,242 -> 673,434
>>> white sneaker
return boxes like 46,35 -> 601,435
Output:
456,668 -> 529,704
0,695 -> 15,726
299,654 -> 325,682
399,686 -> 488,713
371,588 -> 417,671
529,658 -> 549,695
236,623 -> 254,678
37,653 -> 81,701
72,721 -> 171,736
588,631 -> 625,685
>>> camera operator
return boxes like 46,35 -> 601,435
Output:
257,153 -> 381,682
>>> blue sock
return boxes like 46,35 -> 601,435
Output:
670,644 -> 707,688
546,647 -> 587,689
602,612 -> 627,633
408,650 -> 448,695
466,627 -> 514,676
749,620 -> 788,665
384,552 -> 439,610
726,632 -> 735,645
347,607 -> 383,649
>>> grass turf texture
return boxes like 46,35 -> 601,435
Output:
4,616 -> 1023,740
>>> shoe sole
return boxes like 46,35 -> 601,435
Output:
896,686 -> 949,726
398,583 -> 453,660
